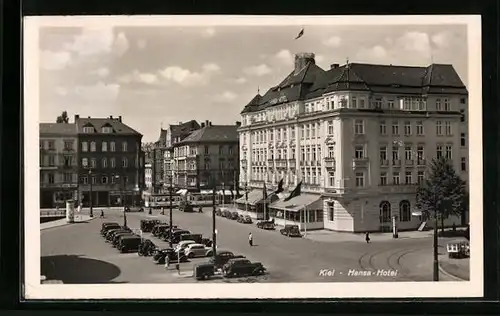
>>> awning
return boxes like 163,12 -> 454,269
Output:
256,193 -> 280,204
235,189 -> 272,205
176,189 -> 188,195
200,190 -> 213,195
269,194 -> 322,212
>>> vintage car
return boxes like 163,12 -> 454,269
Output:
137,239 -> 156,256
280,224 -> 302,237
215,208 -> 223,216
105,229 -> 130,242
236,215 -> 245,223
171,230 -> 192,244
208,251 -> 246,269
193,263 -> 215,280
160,227 -> 182,241
100,223 -> 121,236
153,248 -> 188,264
140,219 -> 161,233
184,243 -> 211,258
112,232 -> 136,247
117,236 -> 142,253
222,258 -> 266,278
174,240 -> 196,253
447,241 -> 470,258
179,201 -> 194,212
152,224 -> 171,237
243,215 -> 253,224
222,209 -> 232,218
257,220 -> 275,230
230,212 -> 239,220
125,206 -> 144,212
201,238 -> 213,247
179,233 -> 203,244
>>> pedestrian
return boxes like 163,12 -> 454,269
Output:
164,256 -> 170,269
365,232 -> 370,243
100,210 -> 104,218
248,232 -> 253,246
199,206 -> 203,213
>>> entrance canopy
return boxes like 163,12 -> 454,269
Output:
235,189 -> 273,205
269,194 -> 322,212
176,189 -> 188,195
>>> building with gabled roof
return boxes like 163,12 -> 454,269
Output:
237,52 -> 468,232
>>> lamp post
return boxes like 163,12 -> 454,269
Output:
89,169 -> 93,217
211,177 -> 217,260
433,191 -> 439,281
169,175 -> 173,248
115,175 -> 127,227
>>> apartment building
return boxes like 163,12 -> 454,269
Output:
237,52 -> 468,232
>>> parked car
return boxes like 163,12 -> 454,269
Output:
153,248 -> 188,264
179,201 -> 194,212
243,215 -> 253,224
152,224 -> 170,237
222,209 -> 232,218
117,236 -> 142,253
230,212 -> 239,220
194,263 -> 215,280
208,251 -> 246,269
174,240 -> 196,253
100,223 -> 121,236
180,233 -> 203,244
140,219 -> 161,233
257,221 -> 275,230
201,238 -> 213,247
216,208 -> 223,216
184,243 -> 211,258
237,215 -> 245,223
171,230 -> 192,244
112,232 -> 136,247
106,229 -> 130,242
125,206 -> 144,212
280,224 -> 302,237
160,227 -> 182,241
222,258 -> 266,278
138,239 -> 156,256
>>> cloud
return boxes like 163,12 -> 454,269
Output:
356,45 -> 389,62
243,64 -> 272,76
202,28 -> 216,38
159,66 -> 208,86
214,91 -> 238,103
117,71 -> 158,85
137,72 -> 158,84
61,28 -> 129,57
431,32 -> 450,48
202,63 -> 221,72
40,50 -> 72,70
137,39 -> 147,50
73,81 -> 120,102
235,77 -> 247,84
55,86 -> 68,96
275,49 -> 294,66
112,32 -> 129,56
323,36 -> 342,47
397,31 -> 431,54
95,67 -> 110,78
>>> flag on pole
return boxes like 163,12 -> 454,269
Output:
295,28 -> 304,40
245,182 -> 248,201
284,181 -> 302,202
274,179 -> 284,194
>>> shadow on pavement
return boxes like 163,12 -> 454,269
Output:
41,254 -> 121,284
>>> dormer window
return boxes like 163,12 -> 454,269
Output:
101,126 -> 113,133
83,126 -> 94,133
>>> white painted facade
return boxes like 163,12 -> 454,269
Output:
145,163 -> 152,189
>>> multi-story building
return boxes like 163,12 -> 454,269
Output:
161,120 -> 201,186
39,123 -> 79,208
75,115 -> 145,207
172,120 -> 240,192
145,163 -> 153,189
237,52 -> 468,232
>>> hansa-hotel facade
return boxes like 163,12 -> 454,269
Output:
236,52 -> 469,233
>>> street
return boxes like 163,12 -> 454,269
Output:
41,207 -> 459,283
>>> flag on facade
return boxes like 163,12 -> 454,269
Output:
275,179 -> 284,194
295,28 -> 304,40
284,181 -> 302,202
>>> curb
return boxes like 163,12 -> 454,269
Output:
41,216 -> 98,231
438,261 -> 468,281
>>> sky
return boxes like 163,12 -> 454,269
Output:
38,23 -> 468,142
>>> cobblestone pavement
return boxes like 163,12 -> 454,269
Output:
40,208 -> 465,283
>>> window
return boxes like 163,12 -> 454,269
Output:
392,172 -> 400,185
399,200 -> 411,222
102,126 -> 112,133
122,141 -> 128,152
354,146 -> 364,159
102,176 -> 108,184
445,145 -> 452,159
404,146 -> 413,161
379,121 -> 387,135
291,127 -> 295,139
81,141 -> 88,152
461,133 -> 466,147
380,146 -> 387,161
122,158 -> 128,168
403,98 -> 411,110
416,121 -> 424,135
380,172 -> 387,185
47,141 -> 55,149
91,175 -> 97,184
102,158 -> 108,168
91,158 -> 97,168
460,98 -> 466,104
48,173 -> 55,184
460,109 -> 465,122
417,171 -> 425,185
404,121 -> 411,136
359,99 -> 365,108
445,121 -> 452,135
355,172 -> 364,187
388,100 -> 395,109
90,141 -> 96,152
328,121 -> 334,135
417,146 -> 424,161
392,121 -> 399,135
444,98 -> 451,111
405,171 -> 412,184
312,147 -> 317,161
392,146 -> 399,161
83,126 -> 94,133
354,119 -> 364,134
373,98 -> 383,109
436,121 -> 443,135
436,98 -> 442,111
436,145 -> 443,159
110,141 -> 116,152
110,158 -> 116,168
328,172 -> 335,186
326,202 -> 335,221
328,146 -> 335,158
102,141 -> 108,152
291,148 -> 296,159
461,157 -> 467,171
63,141 -> 73,150
81,176 -> 88,184
379,201 -> 391,223
311,124 -> 316,138
82,158 -> 88,168
204,146 -> 209,155
351,97 -> 357,108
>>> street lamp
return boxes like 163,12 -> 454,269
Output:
168,175 -> 174,248
115,175 -> 127,227
211,176 -> 217,260
89,169 -> 93,217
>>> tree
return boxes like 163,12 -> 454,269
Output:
56,111 -> 69,123
415,157 -> 468,232
141,142 -> 155,163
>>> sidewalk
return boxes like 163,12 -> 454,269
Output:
301,229 -> 433,243
40,214 -> 95,230
437,237 -> 470,281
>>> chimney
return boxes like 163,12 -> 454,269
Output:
205,120 -> 209,127
294,52 -> 315,75
110,115 -> 113,119
118,116 -> 122,122
179,121 -> 183,125
330,63 -> 339,69
208,121 -> 212,127
236,121 -> 241,127
201,122 -> 205,128
74,114 -> 79,121
88,116 -> 91,118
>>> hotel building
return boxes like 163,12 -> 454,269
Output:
237,52 -> 468,232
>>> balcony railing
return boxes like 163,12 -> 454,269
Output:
353,158 -> 369,168
392,159 -> 402,166
288,158 -> 296,166
417,159 -> 427,166
380,159 -> 389,167
405,159 -> 414,166
275,159 -> 287,168
324,157 -> 335,169
241,159 -> 247,165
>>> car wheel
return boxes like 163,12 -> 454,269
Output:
138,251 -> 143,256
206,252 -> 212,257
188,252 -> 195,258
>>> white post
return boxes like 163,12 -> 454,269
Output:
66,200 -> 75,223
284,209 -> 287,227
304,205 -> 307,237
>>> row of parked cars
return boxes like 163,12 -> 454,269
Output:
100,223 -> 142,253
216,208 -> 253,224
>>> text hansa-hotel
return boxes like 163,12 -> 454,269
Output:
237,52 -> 468,232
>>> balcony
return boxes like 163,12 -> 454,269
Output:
187,169 -> 197,175
353,158 -> 369,168
288,158 -> 296,166
241,159 -> 247,165
40,165 -> 58,170
417,159 -> 427,166
324,157 -> 335,169
380,159 -> 389,167
379,184 -> 419,194
404,160 -> 414,166
392,159 -> 402,167
275,159 -> 287,168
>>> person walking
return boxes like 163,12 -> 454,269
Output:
365,232 -> 371,243
100,210 -> 104,218
164,256 -> 170,269
248,232 -> 253,246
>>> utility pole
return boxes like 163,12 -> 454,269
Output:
212,180 -> 217,259
169,176 -> 173,248
123,175 -> 127,227
89,169 -> 93,217
433,191 -> 439,281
